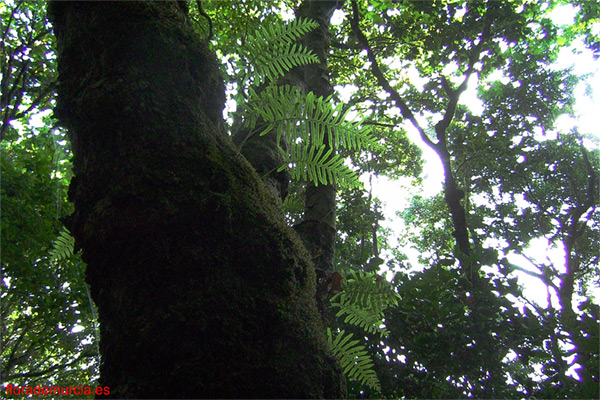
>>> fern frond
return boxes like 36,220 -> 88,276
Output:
246,85 -> 302,132
244,18 -> 319,82
248,17 -> 319,49
336,301 -> 389,336
331,271 -> 401,335
327,328 -> 381,392
282,190 -> 304,215
255,44 -> 319,83
247,85 -> 377,154
300,92 -> 375,152
49,227 -> 76,261
339,270 -> 401,308
236,19 -> 376,190
245,84 -> 377,188
285,142 -> 360,188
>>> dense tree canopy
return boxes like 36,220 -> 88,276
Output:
1,0 -> 598,398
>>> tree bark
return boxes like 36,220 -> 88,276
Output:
294,0 -> 341,283
48,2 -> 344,398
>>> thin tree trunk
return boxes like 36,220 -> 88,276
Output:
48,2 -> 344,398
294,0 -> 341,284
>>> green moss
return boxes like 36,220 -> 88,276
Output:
50,2 -> 344,397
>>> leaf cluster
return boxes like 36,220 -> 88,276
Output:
330,270 -> 400,336
48,227 -> 76,262
1,127 -> 98,391
327,328 -> 381,393
245,84 -> 377,188
242,17 -> 319,83
1,0 -> 56,142
325,270 -> 400,393
231,16 -> 380,189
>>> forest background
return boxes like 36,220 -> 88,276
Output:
1,0 -> 599,398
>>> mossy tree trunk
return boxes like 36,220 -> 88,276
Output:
48,2 -> 344,398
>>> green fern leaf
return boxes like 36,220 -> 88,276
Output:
327,328 -> 381,392
49,227 -> 76,261
330,271 -> 401,335
288,142 -> 360,188
245,84 -> 377,188
235,20 -> 379,189
244,18 -> 319,83
282,190 -> 304,215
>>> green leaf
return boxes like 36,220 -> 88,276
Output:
49,227 -> 76,262
244,18 -> 320,83
327,329 -> 381,392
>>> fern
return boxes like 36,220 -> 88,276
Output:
48,228 -> 100,358
327,328 -> 381,392
49,227 -> 76,261
285,142 -> 359,188
248,86 -> 375,153
331,270 -> 401,336
243,18 -> 320,83
300,91 -> 375,152
245,85 -> 302,133
335,301 -> 388,336
326,271 -> 401,393
245,84 -> 377,188
236,18 -> 378,189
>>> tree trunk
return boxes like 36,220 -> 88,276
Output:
294,0 -> 341,282
48,2 -> 344,398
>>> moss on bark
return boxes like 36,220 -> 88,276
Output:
49,2 -> 344,398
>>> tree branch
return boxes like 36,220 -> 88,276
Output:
349,0 -> 436,151
507,257 -> 560,295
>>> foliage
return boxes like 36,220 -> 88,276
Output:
330,270 -> 399,336
327,328 -> 380,393
241,17 -> 320,84
2,0 -> 599,398
0,0 -> 56,142
399,194 -> 455,265
232,17 -> 379,189
1,123 -> 98,395
1,1 -> 98,395
48,227 -> 75,262
245,84 -> 377,188
328,0 -> 599,397
336,188 -> 388,272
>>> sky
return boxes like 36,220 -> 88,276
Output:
363,8 -> 600,308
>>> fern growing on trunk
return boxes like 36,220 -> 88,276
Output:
234,17 -> 379,190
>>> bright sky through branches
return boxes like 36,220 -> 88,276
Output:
354,5 -> 600,309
